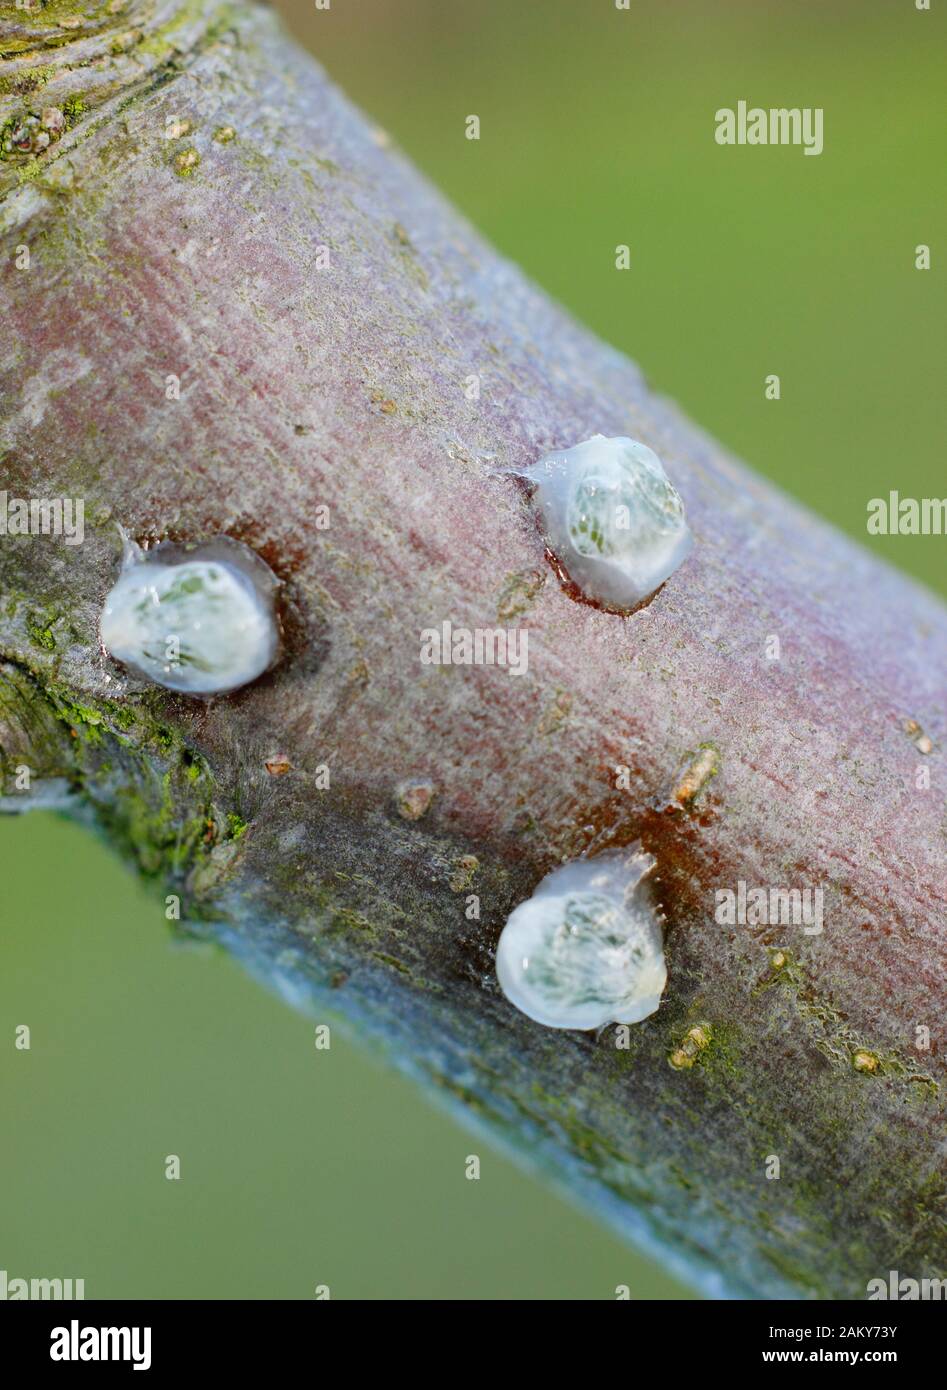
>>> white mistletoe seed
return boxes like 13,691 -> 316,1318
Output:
495,845 -> 667,1030
518,434 -> 692,611
100,535 -> 279,696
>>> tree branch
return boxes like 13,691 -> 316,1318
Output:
1,0 -> 945,1299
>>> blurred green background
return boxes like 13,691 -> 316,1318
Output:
2,0 -> 943,1300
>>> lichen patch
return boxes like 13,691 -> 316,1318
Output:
395,778 -> 434,821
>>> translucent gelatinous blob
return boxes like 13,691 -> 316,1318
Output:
517,434 -> 692,611
495,846 -> 667,1029
100,535 -> 279,696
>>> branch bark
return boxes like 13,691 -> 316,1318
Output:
1,0 -> 945,1299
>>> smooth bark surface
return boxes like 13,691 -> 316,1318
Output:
1,0 -> 945,1299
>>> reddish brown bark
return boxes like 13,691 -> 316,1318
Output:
1,0 -> 945,1298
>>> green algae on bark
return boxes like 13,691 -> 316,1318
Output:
1,0 -> 946,1301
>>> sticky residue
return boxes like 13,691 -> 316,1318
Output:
495,845 -> 667,1030
514,435 -> 693,611
100,533 -> 280,697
